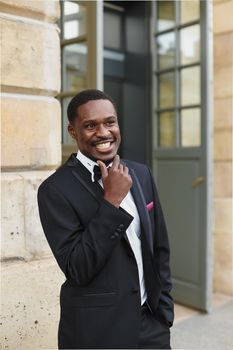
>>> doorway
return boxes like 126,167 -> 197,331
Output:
103,1 -> 151,164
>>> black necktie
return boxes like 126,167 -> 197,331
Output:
93,165 -> 102,182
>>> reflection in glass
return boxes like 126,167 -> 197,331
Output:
62,97 -> 76,145
64,1 -> 86,39
63,44 -> 87,91
159,72 -> 176,108
157,1 -> 175,31
181,0 -> 199,24
180,25 -> 200,64
181,108 -> 201,147
157,32 -> 176,70
104,12 -> 123,50
181,67 -> 200,106
159,112 -> 176,147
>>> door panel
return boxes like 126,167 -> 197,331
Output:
156,155 -> 207,309
153,1 -> 211,310
158,161 -> 201,284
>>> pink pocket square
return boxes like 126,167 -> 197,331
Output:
146,201 -> 154,211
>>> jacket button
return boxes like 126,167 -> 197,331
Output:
119,224 -> 124,229
116,227 -> 123,233
131,288 -> 139,294
110,234 -> 117,240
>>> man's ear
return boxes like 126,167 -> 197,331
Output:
68,124 -> 76,139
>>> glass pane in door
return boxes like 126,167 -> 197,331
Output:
157,32 -> 176,70
181,66 -> 200,106
64,1 -> 86,39
180,25 -> 200,65
157,0 -> 175,31
159,111 -> 176,147
180,0 -> 200,24
62,97 -> 76,145
104,11 -> 123,50
181,108 -> 201,147
159,72 -> 176,108
63,44 -> 87,91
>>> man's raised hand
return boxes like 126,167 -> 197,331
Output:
97,155 -> 132,208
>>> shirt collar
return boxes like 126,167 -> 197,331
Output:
76,151 -> 98,182
76,151 -> 112,182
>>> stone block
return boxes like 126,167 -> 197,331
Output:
1,170 -> 55,260
214,232 -> 233,269
214,63 -> 233,99
214,161 -> 233,197
2,95 -> 61,168
213,232 -> 233,295
214,97 -> 233,129
214,198 -> 233,233
213,0 -> 231,3
214,263 -> 233,295
213,0 -> 233,34
1,258 -> 64,349
214,129 -> 233,160
214,32 -> 233,66
1,18 -> 60,95
0,0 -> 60,23
23,171 -> 55,259
1,173 -> 25,260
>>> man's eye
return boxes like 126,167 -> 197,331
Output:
106,121 -> 115,127
85,123 -> 95,129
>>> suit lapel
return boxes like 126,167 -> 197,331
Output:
129,168 -> 154,255
67,153 -> 104,203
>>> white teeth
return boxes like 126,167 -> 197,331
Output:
95,142 -> 111,149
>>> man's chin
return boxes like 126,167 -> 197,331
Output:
95,155 -> 115,164
92,151 -> 117,164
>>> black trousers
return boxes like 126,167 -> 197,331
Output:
138,304 -> 171,349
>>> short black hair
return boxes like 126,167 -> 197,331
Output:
67,89 -> 117,124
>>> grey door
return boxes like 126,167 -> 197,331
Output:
152,1 -> 212,311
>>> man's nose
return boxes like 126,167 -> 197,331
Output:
96,124 -> 110,137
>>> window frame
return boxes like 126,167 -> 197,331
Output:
58,0 -> 103,162
152,0 -> 203,150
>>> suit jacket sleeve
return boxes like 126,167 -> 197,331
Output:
147,167 -> 174,325
37,181 -> 133,286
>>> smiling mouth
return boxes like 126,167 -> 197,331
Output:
94,140 -> 114,150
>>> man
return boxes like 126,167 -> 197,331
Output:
38,89 -> 174,349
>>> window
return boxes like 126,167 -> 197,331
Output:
59,1 -> 87,151
58,1 -> 103,161
153,0 -> 201,148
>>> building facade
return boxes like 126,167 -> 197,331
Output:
1,0 -> 232,348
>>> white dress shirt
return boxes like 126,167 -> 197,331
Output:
76,151 -> 147,305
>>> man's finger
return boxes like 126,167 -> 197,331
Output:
123,165 -> 129,175
111,154 -> 120,170
97,160 -> 108,179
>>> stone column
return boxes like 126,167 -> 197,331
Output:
1,1 -> 64,348
213,0 -> 233,295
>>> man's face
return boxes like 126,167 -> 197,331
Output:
68,99 -> 121,162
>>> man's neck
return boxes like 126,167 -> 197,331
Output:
77,151 -> 113,166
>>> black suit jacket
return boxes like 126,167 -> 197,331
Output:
37,154 -> 174,349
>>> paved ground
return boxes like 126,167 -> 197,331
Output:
171,299 -> 233,349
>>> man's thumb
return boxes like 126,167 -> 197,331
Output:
97,160 -> 108,179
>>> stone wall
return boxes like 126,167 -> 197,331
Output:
1,1 -> 64,349
213,0 -> 233,295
